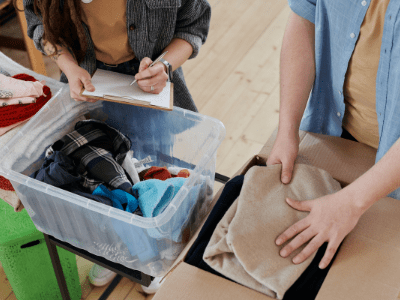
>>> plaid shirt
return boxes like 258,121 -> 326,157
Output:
47,120 -> 132,193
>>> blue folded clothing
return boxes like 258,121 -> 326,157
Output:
132,178 -> 186,218
93,184 -> 139,213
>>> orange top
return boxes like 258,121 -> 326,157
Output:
342,0 -> 390,149
80,0 -> 135,65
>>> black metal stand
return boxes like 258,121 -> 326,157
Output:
43,172 -> 230,300
215,172 -> 230,184
44,234 -> 153,300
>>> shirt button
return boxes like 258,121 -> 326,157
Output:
337,112 -> 341,117
361,0 -> 367,6
339,90 -> 342,95
129,24 -> 135,31
350,33 -> 356,39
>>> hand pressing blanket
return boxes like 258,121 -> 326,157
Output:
203,164 -> 341,299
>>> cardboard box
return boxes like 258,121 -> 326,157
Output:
154,130 -> 400,300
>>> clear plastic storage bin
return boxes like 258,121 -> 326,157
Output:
0,86 -> 225,277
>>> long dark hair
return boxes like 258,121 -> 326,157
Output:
16,0 -> 87,63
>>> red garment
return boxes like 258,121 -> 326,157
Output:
176,169 -> 190,178
143,166 -> 172,181
142,166 -> 191,181
0,176 -> 14,191
0,73 -> 52,127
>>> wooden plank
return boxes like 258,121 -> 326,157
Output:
76,257 -> 94,299
85,284 -> 109,300
216,136 -> 264,178
199,5 -> 289,120
0,266 -> 13,300
183,0 -> 259,78
214,91 -> 267,166
124,283 -> 147,300
5,293 -> 16,300
107,277 -> 135,300
14,0 -> 47,75
244,83 -> 280,145
213,181 -> 225,196
202,7 -> 289,168
185,0 -> 287,110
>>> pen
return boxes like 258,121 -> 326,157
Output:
130,51 -> 168,86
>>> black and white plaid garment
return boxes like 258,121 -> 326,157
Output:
47,120 -> 133,193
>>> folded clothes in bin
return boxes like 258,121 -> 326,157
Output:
93,184 -> 139,213
0,73 -> 46,105
2,93 -> 225,276
47,119 -> 133,193
107,176 -> 211,264
0,74 -> 52,133
133,178 -> 186,217
31,151 -> 113,206
143,176 -> 211,243
0,73 -> 54,211
29,118 -> 205,263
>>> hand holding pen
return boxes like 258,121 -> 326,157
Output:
130,51 -> 169,94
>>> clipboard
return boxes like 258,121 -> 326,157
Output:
80,69 -> 173,111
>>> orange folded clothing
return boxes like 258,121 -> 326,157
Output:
141,166 -> 191,181
143,166 -> 172,181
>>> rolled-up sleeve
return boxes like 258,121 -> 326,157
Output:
288,0 -> 317,24
23,0 -> 46,54
173,0 -> 211,59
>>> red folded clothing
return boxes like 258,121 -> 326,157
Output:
0,73 -> 52,128
143,166 -> 172,181
0,176 -> 14,191
176,169 -> 190,178
142,166 -> 191,181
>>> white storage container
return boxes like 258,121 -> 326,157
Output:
0,82 -> 225,276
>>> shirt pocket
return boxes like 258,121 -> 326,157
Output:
144,0 -> 182,9
144,0 -> 181,43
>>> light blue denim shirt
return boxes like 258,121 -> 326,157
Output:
289,0 -> 400,199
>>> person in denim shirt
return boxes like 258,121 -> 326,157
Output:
268,0 -> 400,270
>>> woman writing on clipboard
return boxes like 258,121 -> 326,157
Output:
21,0 -> 211,291
22,0 -> 211,112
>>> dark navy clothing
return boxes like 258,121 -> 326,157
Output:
49,119 -> 132,194
185,175 -> 244,280
30,151 -> 112,206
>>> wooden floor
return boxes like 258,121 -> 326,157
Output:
0,0 -> 290,299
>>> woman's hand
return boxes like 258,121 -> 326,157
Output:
43,42 -> 98,102
135,57 -> 168,94
275,191 -> 363,269
63,63 -> 98,102
266,131 -> 300,184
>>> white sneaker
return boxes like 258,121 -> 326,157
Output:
141,276 -> 164,294
88,264 -> 117,287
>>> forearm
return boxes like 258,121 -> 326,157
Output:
279,12 -> 316,137
162,38 -> 193,72
342,138 -> 400,212
43,42 -> 79,76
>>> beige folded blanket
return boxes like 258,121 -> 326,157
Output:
203,164 -> 341,299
